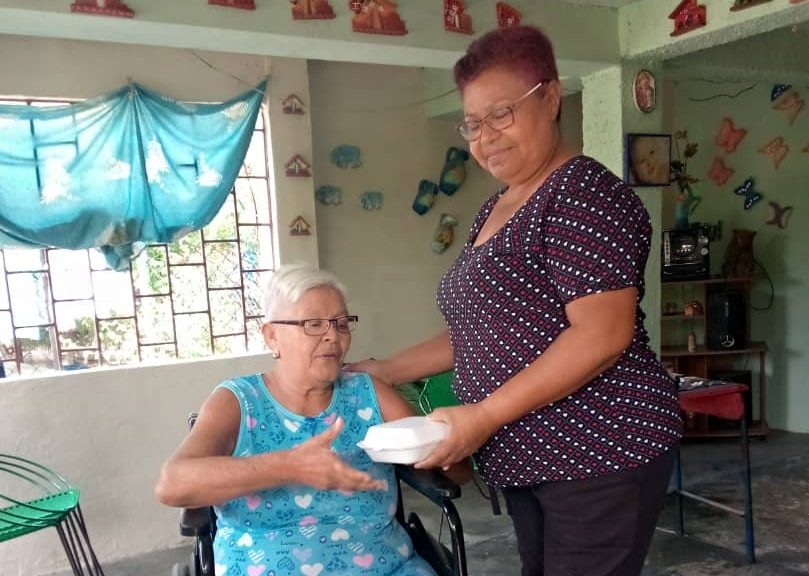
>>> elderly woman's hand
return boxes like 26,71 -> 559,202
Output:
414,403 -> 498,470
286,417 -> 386,492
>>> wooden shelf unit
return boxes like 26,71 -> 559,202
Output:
661,277 -> 768,438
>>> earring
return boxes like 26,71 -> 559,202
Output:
269,349 -> 280,359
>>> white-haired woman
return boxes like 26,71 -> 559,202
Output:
156,263 -> 470,576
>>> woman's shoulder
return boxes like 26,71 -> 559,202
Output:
553,155 -> 644,208
215,373 -> 264,396
555,155 -> 623,186
338,370 -> 372,388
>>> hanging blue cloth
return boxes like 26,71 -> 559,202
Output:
0,80 -> 266,269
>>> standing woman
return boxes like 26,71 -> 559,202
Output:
352,25 -> 682,576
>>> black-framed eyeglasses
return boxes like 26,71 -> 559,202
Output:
456,79 -> 548,142
268,315 -> 358,336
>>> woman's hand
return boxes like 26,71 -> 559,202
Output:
414,403 -> 498,470
286,417 -> 385,492
345,358 -> 394,387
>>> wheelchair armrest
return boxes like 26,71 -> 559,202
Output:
179,506 -> 214,537
395,465 -> 461,506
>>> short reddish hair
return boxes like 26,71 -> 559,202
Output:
453,25 -> 559,93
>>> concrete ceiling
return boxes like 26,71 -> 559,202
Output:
561,0 -> 639,7
665,24 -> 809,83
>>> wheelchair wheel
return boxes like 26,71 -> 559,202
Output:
171,563 -> 191,576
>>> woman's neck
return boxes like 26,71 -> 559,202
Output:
263,370 -> 334,417
506,131 -> 572,201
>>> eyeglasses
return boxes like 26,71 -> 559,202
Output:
456,79 -> 548,142
268,315 -> 358,336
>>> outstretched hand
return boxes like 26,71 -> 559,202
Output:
287,417 -> 385,492
415,403 -> 498,470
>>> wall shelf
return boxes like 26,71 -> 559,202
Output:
661,278 -> 768,438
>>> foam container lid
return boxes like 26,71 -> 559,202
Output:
359,416 -> 448,451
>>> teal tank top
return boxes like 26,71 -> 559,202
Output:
211,371 -> 436,576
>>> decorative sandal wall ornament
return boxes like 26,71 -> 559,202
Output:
208,0 -> 256,9
284,154 -> 312,177
315,185 -> 342,206
290,0 -> 335,20
412,180 -> 438,215
330,145 -> 362,169
351,0 -> 407,36
431,214 -> 458,254
444,0 -> 473,34
359,191 -> 383,210
668,0 -> 707,37
282,94 -> 305,115
496,2 -> 521,28
70,0 -> 134,17
438,147 -> 469,195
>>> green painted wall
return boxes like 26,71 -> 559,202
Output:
670,80 -> 809,432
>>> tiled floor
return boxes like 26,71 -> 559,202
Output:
49,430 -> 809,576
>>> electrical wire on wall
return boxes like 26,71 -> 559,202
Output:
752,259 -> 775,311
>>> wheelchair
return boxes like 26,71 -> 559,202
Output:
171,414 -> 468,576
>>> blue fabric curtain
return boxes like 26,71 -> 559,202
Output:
0,80 -> 266,269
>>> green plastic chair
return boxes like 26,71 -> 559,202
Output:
417,370 -> 461,415
0,454 -> 105,575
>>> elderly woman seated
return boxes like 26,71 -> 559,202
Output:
155,263 -> 470,576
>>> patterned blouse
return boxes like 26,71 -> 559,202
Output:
212,372 -> 435,576
436,155 -> 682,488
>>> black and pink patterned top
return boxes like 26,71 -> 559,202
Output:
437,156 -> 682,488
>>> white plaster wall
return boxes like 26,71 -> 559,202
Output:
0,35 -> 280,575
0,353 -> 273,576
266,57 -> 320,267
308,62 -> 583,361
308,61 -> 499,361
0,35 -> 269,102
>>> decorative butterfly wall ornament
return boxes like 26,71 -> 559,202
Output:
772,89 -> 805,125
766,202 -> 794,229
715,118 -> 747,153
707,157 -> 734,186
733,177 -> 763,210
758,137 -> 789,169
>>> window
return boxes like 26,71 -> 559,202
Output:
0,99 -> 275,378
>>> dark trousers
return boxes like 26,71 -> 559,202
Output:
501,449 -> 676,576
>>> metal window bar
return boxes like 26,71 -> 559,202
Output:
0,100 -> 275,377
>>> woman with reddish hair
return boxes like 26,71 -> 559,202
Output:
354,25 -> 682,575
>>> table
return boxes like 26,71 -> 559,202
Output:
674,381 -> 756,563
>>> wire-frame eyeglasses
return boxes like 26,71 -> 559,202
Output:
268,315 -> 359,336
456,79 -> 548,142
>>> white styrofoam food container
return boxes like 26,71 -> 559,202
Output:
357,416 -> 449,464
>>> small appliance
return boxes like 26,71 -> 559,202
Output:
661,225 -> 710,281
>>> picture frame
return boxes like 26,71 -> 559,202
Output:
632,69 -> 656,113
624,133 -> 672,187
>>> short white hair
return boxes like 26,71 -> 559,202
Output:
263,263 -> 349,322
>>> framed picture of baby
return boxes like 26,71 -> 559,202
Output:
624,133 -> 672,187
